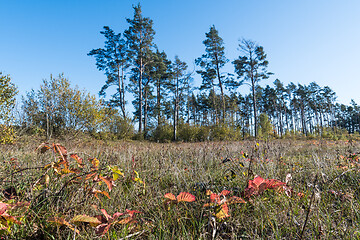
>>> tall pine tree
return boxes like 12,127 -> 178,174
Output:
196,25 -> 228,123
233,39 -> 272,138
124,3 -> 155,134
88,26 -> 128,117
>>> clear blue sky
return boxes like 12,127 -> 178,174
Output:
1,0 -> 360,108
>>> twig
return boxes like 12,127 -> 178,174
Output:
327,168 -> 354,187
51,167 -> 106,204
12,166 -> 45,175
117,229 -> 147,240
299,174 -> 318,240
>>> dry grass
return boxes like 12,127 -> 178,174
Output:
1,137 -> 360,239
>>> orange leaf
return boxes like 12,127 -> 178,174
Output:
117,217 -> 135,225
71,215 -> 102,226
215,203 -> 230,219
91,189 -> 110,200
99,175 -> 113,192
85,172 -> 98,181
53,143 -> 67,157
227,196 -> 246,204
177,192 -> 195,202
70,154 -> 83,167
35,142 -> 51,153
206,189 -> 214,195
164,193 -> 176,201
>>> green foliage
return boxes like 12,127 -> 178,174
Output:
96,107 -> 135,140
124,3 -> 155,134
21,74 -> 111,138
177,123 -> 199,142
0,73 -> 18,144
88,26 -> 128,117
210,124 -> 242,141
152,123 -> 173,142
196,25 -> 228,122
258,113 -> 274,140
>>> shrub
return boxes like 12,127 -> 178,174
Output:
0,73 -> 18,144
151,123 -> 173,142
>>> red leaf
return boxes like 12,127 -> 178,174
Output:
85,172 -> 98,181
95,223 -> 111,236
177,192 -> 195,202
258,182 -> 268,194
125,209 -> 141,218
210,193 -> 221,203
100,209 -> 112,221
250,175 -> 266,188
220,190 -> 231,196
95,215 -> 107,224
0,202 -> 8,215
266,179 -> 286,189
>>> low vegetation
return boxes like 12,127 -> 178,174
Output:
1,138 -> 360,239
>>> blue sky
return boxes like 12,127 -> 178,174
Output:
1,0 -> 360,109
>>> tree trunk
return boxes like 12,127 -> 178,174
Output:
118,66 -> 126,118
138,63 -> 143,133
157,78 -> 161,126
252,81 -> 257,138
144,88 -> 148,138
215,54 -> 226,123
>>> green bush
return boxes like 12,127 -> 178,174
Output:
178,123 -> 199,142
210,124 -> 242,141
152,123 -> 173,142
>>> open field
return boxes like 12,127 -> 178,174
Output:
1,138 -> 360,239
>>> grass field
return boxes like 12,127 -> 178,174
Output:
1,137 -> 360,239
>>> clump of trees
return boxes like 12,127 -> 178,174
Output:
20,74 -> 134,140
1,4 -> 359,143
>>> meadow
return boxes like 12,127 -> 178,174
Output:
1,137 -> 360,239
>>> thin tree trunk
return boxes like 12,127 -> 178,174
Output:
118,66 -> 126,118
252,82 -> 257,138
138,64 -> 143,133
144,88 -> 148,138
215,54 -> 226,123
157,78 -> 161,126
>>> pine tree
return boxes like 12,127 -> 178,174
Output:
169,56 -> 188,141
88,26 -> 128,117
233,39 -> 272,138
124,3 -> 155,134
196,25 -> 228,123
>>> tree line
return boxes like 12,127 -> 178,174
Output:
1,4 -> 360,142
